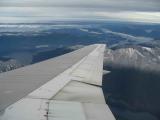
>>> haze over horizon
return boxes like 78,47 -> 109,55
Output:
0,0 -> 160,23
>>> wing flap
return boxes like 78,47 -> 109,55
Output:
49,101 -> 86,120
52,81 -> 106,104
0,98 -> 48,120
82,103 -> 115,120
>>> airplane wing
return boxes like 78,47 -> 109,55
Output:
0,44 -> 115,120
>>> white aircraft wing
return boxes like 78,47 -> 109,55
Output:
0,44 -> 115,120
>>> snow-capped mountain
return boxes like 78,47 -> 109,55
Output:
0,59 -> 22,73
104,46 -> 160,72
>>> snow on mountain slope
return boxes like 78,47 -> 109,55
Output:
104,46 -> 160,71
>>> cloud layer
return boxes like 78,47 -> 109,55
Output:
0,0 -> 160,23
1,0 -> 160,11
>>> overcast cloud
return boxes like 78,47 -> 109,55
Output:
0,0 -> 160,23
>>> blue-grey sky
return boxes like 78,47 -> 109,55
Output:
0,0 -> 160,23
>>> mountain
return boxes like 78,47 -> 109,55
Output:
104,46 -> 160,72
103,46 -> 160,120
0,59 -> 21,73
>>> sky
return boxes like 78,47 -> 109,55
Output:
0,0 -> 160,23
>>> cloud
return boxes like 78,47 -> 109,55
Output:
80,28 -> 102,34
1,0 -> 160,11
96,11 -> 160,23
103,29 -> 154,42
35,45 -> 49,49
0,0 -> 159,23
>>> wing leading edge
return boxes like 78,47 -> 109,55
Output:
0,44 -> 115,120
